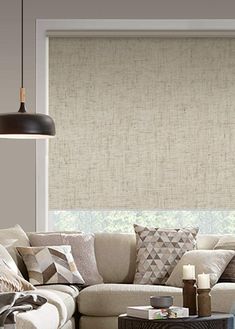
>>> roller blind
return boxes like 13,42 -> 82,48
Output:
49,37 -> 235,210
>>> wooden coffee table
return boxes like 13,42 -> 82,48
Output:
118,313 -> 234,329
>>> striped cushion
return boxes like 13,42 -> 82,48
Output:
17,245 -> 85,285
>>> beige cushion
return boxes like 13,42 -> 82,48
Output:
0,225 -> 30,276
196,234 -> 221,250
95,233 -> 136,283
78,283 -> 235,326
134,225 -> 198,285
219,256 -> 235,283
37,284 -> 79,299
17,245 -> 84,285
0,244 -> 20,274
214,235 -> 235,250
166,249 -> 235,288
29,232 -> 103,285
0,259 -> 35,292
78,283 -> 182,316
213,235 -> 235,283
211,282 -> 235,313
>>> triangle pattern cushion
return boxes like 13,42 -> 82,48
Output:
133,224 -> 198,285
17,245 -> 85,286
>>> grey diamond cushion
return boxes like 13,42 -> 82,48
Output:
133,224 -> 198,285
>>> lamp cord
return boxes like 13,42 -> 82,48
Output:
21,0 -> 23,88
18,0 -> 26,111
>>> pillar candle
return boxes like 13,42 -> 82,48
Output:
198,273 -> 210,289
183,264 -> 195,280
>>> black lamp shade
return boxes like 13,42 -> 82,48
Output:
0,112 -> 56,139
1,0 -> 56,139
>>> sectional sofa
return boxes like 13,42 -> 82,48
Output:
11,232 -> 235,329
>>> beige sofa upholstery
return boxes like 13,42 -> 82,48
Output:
77,233 -> 234,329
78,284 -> 182,316
14,232 -> 235,329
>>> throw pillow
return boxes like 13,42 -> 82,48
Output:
0,225 -> 30,277
214,235 -> 235,250
0,259 -> 35,292
214,235 -> 235,282
219,257 -> 235,283
17,245 -> 85,286
29,233 -> 103,285
166,249 -> 235,288
0,244 -> 21,275
133,225 -> 198,285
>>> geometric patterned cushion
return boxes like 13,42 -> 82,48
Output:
133,224 -> 198,285
17,245 -> 85,286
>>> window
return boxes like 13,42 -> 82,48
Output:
49,210 -> 235,234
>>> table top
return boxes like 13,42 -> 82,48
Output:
119,313 -> 234,323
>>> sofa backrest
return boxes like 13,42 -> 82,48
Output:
94,233 -> 222,284
94,233 -> 136,284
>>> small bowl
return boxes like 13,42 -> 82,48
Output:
150,296 -> 173,309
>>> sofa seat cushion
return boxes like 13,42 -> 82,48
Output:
78,284 -> 182,316
211,282 -> 235,313
79,316 -> 117,329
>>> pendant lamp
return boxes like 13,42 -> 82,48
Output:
0,0 -> 55,139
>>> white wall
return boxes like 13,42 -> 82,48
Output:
1,0 -> 235,231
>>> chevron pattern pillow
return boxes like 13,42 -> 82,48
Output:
17,245 -> 85,286
133,224 -> 198,285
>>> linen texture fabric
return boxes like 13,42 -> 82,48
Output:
166,249 -> 235,287
17,245 -> 85,286
0,259 -> 35,292
133,225 -> 198,285
29,233 -> 103,285
49,38 -> 235,210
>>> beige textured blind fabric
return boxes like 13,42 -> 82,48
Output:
49,37 -> 235,210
